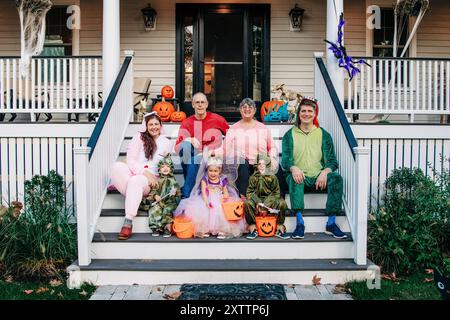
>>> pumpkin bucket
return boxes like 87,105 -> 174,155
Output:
255,215 -> 277,237
221,200 -> 244,221
172,216 -> 194,239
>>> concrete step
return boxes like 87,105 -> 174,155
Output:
103,190 -> 330,210
91,232 -> 353,260
69,258 -> 375,285
97,209 -> 349,233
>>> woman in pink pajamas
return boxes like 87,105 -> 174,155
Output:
111,112 -> 173,240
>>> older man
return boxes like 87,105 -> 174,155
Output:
175,92 -> 229,198
281,98 -> 346,239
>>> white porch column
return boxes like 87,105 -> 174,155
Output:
326,0 -> 344,105
102,0 -> 121,99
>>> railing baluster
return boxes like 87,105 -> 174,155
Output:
63,59 -> 67,109
367,59 -> 371,110
12,59 -> 17,110
49,58 -> 54,111
82,58 -> 86,110
379,59 -> 383,111
44,59 -> 48,112
385,60 -> 389,110
422,61 -> 426,111
403,60 -> 408,110
391,59 -> 395,110
447,62 -> 450,112
440,61 -> 444,112
0,60 -> 4,112
428,61 -> 432,111
372,59 -> 377,109
434,61 -> 438,111
56,58 -> 61,110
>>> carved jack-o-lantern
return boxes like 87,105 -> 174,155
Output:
260,100 -> 284,122
161,85 -> 174,99
264,111 -> 282,123
152,100 -> 175,122
170,104 -> 187,122
256,215 -> 277,237
222,200 -> 244,221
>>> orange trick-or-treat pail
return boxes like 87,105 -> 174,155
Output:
255,215 -> 277,237
172,216 -> 194,239
221,200 -> 244,221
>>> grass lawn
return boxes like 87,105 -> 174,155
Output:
0,279 -> 96,300
347,272 -> 442,300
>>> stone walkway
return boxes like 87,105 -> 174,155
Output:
90,284 -> 353,300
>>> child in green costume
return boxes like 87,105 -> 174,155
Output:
146,155 -> 181,237
244,153 -> 289,240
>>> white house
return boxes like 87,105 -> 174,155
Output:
0,0 -> 449,286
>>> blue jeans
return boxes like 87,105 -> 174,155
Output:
179,141 -> 202,198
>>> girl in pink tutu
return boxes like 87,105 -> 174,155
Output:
174,155 -> 246,239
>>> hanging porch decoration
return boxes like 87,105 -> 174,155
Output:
324,13 -> 371,81
16,0 -> 53,78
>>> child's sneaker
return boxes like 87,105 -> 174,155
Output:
151,230 -> 160,237
325,223 -> 348,239
246,230 -> 258,240
162,229 -> 172,238
217,233 -> 226,240
275,229 -> 290,240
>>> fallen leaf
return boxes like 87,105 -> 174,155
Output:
156,287 -> 162,292
49,279 -> 62,287
287,284 -> 295,288
4,275 -> 13,283
24,290 -> 34,295
163,291 -> 181,300
381,273 -> 400,282
312,275 -> 322,286
424,278 -> 434,283
332,284 -> 348,294
424,269 -> 434,274
79,290 -> 88,296
36,287 -> 49,294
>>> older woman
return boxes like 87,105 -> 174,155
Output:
111,112 -> 173,240
223,98 -> 287,198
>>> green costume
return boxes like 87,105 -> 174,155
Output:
143,156 -> 181,233
281,120 -> 343,216
244,154 -> 287,229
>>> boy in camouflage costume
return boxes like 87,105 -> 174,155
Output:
244,153 -> 289,240
145,155 -> 181,237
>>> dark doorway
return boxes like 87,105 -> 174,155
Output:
176,4 -> 270,121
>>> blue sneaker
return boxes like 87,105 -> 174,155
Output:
275,229 -> 290,240
246,230 -> 258,240
292,224 -> 305,239
325,223 -> 348,239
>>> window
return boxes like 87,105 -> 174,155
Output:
42,6 -> 73,56
373,8 -> 408,57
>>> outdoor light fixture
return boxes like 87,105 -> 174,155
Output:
142,4 -> 157,31
289,3 -> 305,31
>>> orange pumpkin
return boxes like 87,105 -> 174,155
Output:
152,99 -> 175,122
170,104 -> 187,122
161,85 -> 174,99
260,100 -> 284,122
221,200 -> 244,221
255,215 -> 277,237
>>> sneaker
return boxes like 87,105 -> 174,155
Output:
217,233 -> 226,240
151,230 -> 160,237
325,223 -> 348,239
162,229 -> 172,238
275,229 -> 290,240
246,230 -> 258,240
292,224 -> 305,239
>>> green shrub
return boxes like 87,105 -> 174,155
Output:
0,171 -> 77,280
368,164 -> 450,276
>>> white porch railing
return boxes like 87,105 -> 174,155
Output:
314,52 -> 370,265
74,51 -> 134,266
346,57 -> 450,122
0,56 -> 102,121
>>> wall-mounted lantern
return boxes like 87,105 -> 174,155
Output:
142,4 -> 157,31
289,4 -> 305,31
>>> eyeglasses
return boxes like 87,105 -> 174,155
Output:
240,105 -> 255,110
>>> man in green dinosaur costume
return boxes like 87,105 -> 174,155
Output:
244,153 -> 289,240
145,155 -> 181,237
281,98 -> 346,240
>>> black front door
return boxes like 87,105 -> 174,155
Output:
176,4 -> 270,120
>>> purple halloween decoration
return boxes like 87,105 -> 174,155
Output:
324,13 -> 371,81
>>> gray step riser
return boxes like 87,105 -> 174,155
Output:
96,216 -> 350,233
91,242 -> 354,260
103,193 -> 328,210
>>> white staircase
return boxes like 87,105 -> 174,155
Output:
69,123 -> 375,286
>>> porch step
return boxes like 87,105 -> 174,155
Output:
91,232 -> 353,260
69,258 -> 374,285
96,209 -> 349,233
103,190 -> 330,210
